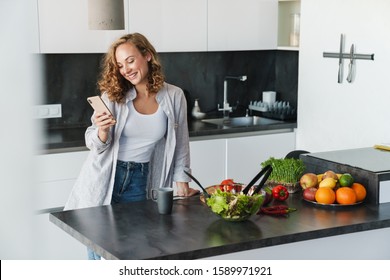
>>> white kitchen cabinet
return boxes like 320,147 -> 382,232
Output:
207,0 -> 278,51
35,151 -> 89,210
190,130 -> 296,187
33,151 -> 89,259
32,213 -> 87,259
227,131 -> 296,184
189,138 -> 226,189
128,0 -> 207,52
37,0 -> 128,53
36,0 -> 279,53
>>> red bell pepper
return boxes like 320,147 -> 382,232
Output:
272,185 -> 289,201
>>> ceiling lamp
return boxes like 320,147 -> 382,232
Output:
88,0 -> 125,30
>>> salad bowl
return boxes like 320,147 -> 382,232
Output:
206,189 -> 264,222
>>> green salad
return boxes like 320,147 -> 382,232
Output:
206,190 -> 264,222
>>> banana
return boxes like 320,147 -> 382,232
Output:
319,178 -> 337,189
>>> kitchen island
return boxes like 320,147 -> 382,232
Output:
50,193 -> 390,260
37,116 -> 297,259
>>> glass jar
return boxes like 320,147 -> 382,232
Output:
289,13 -> 300,47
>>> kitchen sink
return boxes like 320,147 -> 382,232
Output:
201,116 -> 283,128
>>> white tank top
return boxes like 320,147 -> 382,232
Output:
118,102 -> 167,163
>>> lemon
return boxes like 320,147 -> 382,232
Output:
339,173 -> 354,187
318,178 -> 337,189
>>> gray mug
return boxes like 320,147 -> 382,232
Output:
152,188 -> 173,215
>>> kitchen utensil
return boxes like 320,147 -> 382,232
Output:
347,44 -> 355,83
338,34 -> 345,83
184,170 -> 210,199
242,165 -> 273,196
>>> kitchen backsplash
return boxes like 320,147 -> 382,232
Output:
39,50 -> 298,130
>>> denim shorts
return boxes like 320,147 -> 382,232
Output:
111,160 -> 149,204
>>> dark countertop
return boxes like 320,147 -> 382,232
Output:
40,117 -> 297,153
42,126 -> 88,150
187,118 -> 296,138
49,193 -> 390,260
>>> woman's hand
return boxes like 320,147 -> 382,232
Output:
94,112 -> 116,143
176,182 -> 200,197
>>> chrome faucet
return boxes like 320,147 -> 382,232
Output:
218,75 -> 247,118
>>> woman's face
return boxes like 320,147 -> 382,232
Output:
115,42 -> 151,87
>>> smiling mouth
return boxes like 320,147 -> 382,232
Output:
126,72 -> 137,80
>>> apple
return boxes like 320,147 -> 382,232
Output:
299,173 -> 318,189
322,170 -> 338,181
303,187 -> 318,201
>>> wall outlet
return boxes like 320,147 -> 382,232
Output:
34,104 -> 62,119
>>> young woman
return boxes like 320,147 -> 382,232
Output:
64,33 -> 199,259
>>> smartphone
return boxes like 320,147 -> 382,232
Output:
87,96 -> 114,119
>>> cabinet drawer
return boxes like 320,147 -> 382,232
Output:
35,179 -> 76,210
35,151 -> 88,182
34,151 -> 88,210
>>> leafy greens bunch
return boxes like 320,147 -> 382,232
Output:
261,157 -> 305,184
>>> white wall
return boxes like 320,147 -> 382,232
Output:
297,0 -> 390,152
0,0 -> 42,259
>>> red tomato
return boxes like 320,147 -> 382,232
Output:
226,185 -> 234,192
234,184 -> 243,192
220,179 -> 234,186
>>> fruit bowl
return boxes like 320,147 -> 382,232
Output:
303,198 -> 363,208
206,189 -> 264,222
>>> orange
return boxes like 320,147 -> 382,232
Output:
315,187 -> 336,204
336,187 -> 357,205
351,183 -> 367,202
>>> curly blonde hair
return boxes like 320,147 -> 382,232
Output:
97,33 -> 165,103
